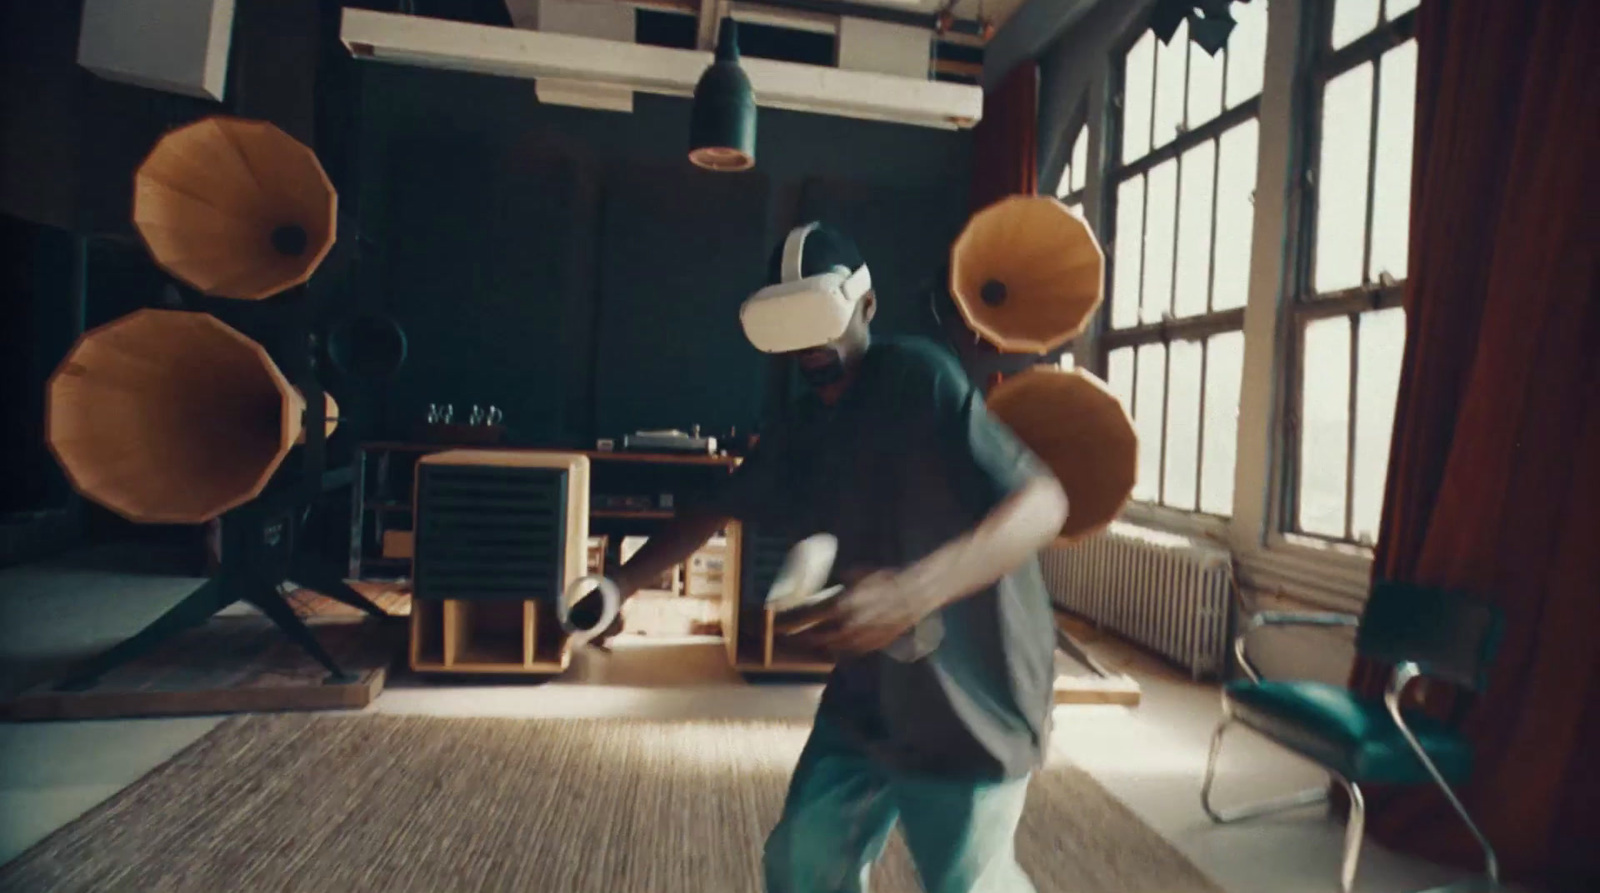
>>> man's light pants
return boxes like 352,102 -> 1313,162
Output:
764,716 -> 1036,893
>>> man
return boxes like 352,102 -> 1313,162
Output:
605,222 -> 1068,893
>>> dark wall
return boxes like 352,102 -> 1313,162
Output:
0,2 -> 973,561
350,63 -> 974,447
0,0 -> 350,565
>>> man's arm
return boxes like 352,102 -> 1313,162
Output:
896,471 -> 1066,612
787,472 -> 1066,654
610,508 -> 729,599
589,436 -> 782,642
784,344 -> 1066,655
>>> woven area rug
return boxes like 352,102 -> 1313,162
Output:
0,715 -> 1222,893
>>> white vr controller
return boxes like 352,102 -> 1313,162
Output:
558,574 -> 622,646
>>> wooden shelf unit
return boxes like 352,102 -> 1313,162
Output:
721,522 -> 834,676
385,444 -> 832,678
350,442 -> 739,582
410,598 -> 570,673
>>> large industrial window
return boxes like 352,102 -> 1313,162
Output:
1101,2 -> 1268,516
1285,0 -> 1418,545
1055,121 -> 1089,217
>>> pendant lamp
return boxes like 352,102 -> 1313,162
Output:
688,19 -> 756,172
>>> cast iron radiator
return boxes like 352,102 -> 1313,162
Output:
1040,522 -> 1235,680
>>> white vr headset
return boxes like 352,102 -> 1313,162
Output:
740,223 -> 872,354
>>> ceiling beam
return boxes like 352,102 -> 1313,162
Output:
695,0 -> 723,49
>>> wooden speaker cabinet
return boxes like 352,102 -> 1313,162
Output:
408,450 -> 589,674
722,524 -> 832,675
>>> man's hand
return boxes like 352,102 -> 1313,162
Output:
777,570 -> 938,657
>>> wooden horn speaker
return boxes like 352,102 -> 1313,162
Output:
949,196 -> 1104,354
46,309 -> 335,524
986,368 -> 1138,541
133,115 -> 337,301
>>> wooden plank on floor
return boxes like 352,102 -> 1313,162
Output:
1054,672 -> 1142,706
1,616 -> 403,721
1053,611 -> 1142,706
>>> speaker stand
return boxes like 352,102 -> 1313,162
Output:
54,506 -> 394,692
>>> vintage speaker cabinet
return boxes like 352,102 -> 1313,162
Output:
409,450 -> 590,674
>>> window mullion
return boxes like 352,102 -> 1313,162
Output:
1159,343 -> 1172,505
1361,48 -> 1383,286
1196,335 -> 1210,510
1344,311 -> 1362,541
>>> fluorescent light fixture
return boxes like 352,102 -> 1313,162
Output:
340,8 -> 982,130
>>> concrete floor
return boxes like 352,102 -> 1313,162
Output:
0,556 -> 1504,892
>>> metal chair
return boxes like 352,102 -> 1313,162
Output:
1201,581 -> 1504,892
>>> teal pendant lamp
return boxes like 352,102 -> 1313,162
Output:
688,19 -> 756,171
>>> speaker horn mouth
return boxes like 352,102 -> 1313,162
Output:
133,116 -> 338,301
949,196 -> 1105,354
980,280 -> 1008,306
986,367 -> 1138,542
46,309 -> 306,524
272,224 -> 309,257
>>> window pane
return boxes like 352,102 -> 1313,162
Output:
1386,0 -> 1420,18
1153,19 -> 1188,150
1066,201 -> 1084,218
1107,347 -> 1136,412
1352,308 -> 1405,544
1134,343 -> 1167,502
1299,317 -> 1352,537
1369,41 -> 1417,283
1111,176 -> 1145,329
1200,330 -> 1243,515
1070,128 -> 1089,193
1174,140 -> 1217,318
1333,0 -> 1381,50
1164,339 -> 1203,510
1224,0 -> 1267,107
1123,32 -> 1155,163
1313,63 -> 1374,294
1213,119 -> 1258,311
1187,29 -> 1224,128
1142,158 -> 1178,323
1058,353 -> 1076,371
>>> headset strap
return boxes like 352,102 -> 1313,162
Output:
780,222 -> 817,282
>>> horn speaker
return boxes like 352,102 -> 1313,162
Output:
327,313 -> 408,380
133,115 -> 337,301
949,196 -> 1103,354
986,367 -> 1137,541
45,308 -> 336,525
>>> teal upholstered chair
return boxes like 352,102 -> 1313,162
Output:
1202,581 -> 1503,892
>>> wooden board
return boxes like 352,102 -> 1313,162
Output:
1052,615 -> 1142,706
382,530 -> 414,559
1053,672 -> 1142,706
1,616 -> 402,721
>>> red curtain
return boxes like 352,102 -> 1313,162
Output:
968,62 -> 1038,214
1349,1 -> 1600,890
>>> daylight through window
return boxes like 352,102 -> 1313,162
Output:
1101,3 -> 1268,516
1289,0 -> 1418,546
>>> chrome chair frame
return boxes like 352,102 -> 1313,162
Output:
1200,611 -> 1502,893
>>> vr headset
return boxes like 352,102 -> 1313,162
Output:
740,222 -> 872,354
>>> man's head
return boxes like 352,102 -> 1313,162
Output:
741,222 -> 876,388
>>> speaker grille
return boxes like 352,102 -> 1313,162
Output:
414,464 -> 569,602
740,527 -> 796,608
